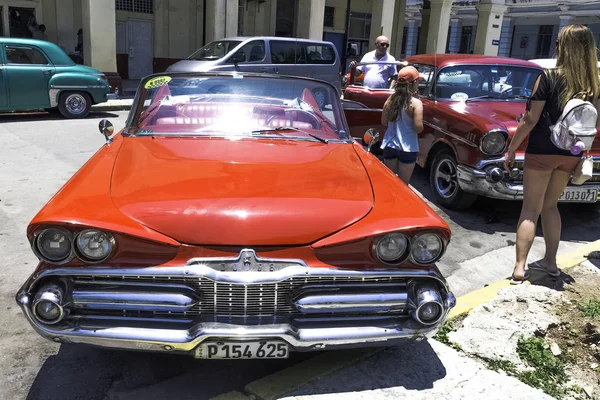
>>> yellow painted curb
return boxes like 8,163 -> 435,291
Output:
556,240 -> 600,270
209,391 -> 251,400
244,348 -> 382,400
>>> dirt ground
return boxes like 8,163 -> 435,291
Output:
547,264 -> 600,399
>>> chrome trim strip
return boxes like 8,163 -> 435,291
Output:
294,293 -> 408,313
423,121 -> 478,148
50,85 -> 106,89
49,89 -> 60,108
72,290 -> 199,312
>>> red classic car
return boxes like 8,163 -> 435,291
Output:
343,55 -> 600,209
16,72 -> 456,359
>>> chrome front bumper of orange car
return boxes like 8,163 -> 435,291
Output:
16,251 -> 455,355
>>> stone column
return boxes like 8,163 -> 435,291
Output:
391,0 -> 407,58
205,0 -> 239,42
296,0 -> 326,40
498,16 -> 513,57
417,9 -> 430,55
82,0 -> 116,72
405,19 -> 419,57
369,0 -> 398,46
473,0 -> 507,56
448,18 -> 462,53
426,0 -> 454,54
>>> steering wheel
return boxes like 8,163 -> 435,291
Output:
265,109 -> 321,129
500,86 -> 530,98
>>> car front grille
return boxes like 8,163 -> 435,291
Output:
70,274 -> 410,325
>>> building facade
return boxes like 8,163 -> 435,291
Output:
0,0 -> 598,81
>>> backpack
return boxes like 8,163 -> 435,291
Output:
550,97 -> 598,151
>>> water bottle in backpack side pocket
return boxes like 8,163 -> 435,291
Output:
570,140 -> 585,155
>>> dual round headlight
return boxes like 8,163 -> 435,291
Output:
35,228 -> 114,263
374,232 -> 445,265
480,130 -> 507,155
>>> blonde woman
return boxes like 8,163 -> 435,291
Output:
504,24 -> 600,284
380,66 -> 424,184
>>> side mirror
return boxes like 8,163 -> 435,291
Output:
99,119 -> 114,143
363,128 -> 380,152
231,52 -> 246,64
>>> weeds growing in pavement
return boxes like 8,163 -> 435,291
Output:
579,298 -> 600,319
488,336 -> 577,399
433,320 -> 463,351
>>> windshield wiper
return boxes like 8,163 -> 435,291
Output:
251,127 -> 329,143
505,94 -> 529,100
465,95 -> 496,103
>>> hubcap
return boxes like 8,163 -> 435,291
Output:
66,94 -> 86,115
434,159 -> 458,199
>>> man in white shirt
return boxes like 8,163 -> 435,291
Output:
350,36 -> 397,89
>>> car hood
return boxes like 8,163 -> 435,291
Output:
448,101 -> 525,134
110,137 -> 373,245
166,60 -> 221,72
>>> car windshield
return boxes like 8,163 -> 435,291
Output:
433,65 -> 541,101
188,40 -> 242,61
126,73 -> 349,142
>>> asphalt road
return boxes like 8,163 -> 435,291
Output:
0,111 -> 598,400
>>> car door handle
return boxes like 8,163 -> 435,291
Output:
42,69 -> 52,75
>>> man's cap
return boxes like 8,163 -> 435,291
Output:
397,66 -> 419,84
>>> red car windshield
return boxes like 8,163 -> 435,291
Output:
128,74 -> 349,142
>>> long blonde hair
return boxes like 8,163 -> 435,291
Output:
555,24 -> 600,108
386,83 -> 417,122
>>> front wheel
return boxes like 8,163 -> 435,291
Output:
429,151 -> 477,209
58,91 -> 91,119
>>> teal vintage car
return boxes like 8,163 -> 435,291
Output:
0,37 -> 109,118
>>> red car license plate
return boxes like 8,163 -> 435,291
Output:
195,340 -> 289,359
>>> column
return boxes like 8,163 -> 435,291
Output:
391,0 -> 407,58
426,0 -> 453,54
448,18 -> 462,53
296,0 -> 326,40
82,0 -> 116,72
405,19 -> 419,57
369,0 -> 398,47
473,0 -> 507,56
417,9 -> 430,55
498,17 -> 513,57
205,0 -> 239,43
55,0 -> 74,52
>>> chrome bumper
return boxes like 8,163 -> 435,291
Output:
457,157 -> 600,201
16,262 -> 455,355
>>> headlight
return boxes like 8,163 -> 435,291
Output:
35,228 -> 72,262
411,233 -> 444,264
375,233 -> 409,263
75,229 -> 114,261
480,130 -> 507,155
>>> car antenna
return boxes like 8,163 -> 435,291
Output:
434,40 -> 438,105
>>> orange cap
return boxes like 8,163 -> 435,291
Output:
397,66 -> 419,84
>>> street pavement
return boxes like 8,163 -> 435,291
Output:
0,110 -> 598,399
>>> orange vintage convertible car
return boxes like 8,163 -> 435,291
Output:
16,72 -> 455,359
344,55 -> 600,209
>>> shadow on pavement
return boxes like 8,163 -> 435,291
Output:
27,344 -> 316,400
0,111 -> 120,122
526,269 -> 576,291
410,166 -> 600,242
289,341 -> 445,396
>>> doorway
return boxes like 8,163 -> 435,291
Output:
127,19 -> 153,79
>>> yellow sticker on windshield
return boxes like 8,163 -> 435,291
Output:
144,76 -> 172,89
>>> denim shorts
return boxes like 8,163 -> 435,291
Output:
382,147 -> 418,164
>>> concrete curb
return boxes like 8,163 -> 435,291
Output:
91,100 -> 133,112
207,239 -> 600,400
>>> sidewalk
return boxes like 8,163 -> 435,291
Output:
212,240 -> 600,400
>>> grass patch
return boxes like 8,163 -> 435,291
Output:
433,320 -> 463,351
488,359 -> 518,375
579,298 -> 600,319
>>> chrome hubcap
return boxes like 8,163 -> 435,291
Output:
66,94 -> 86,114
434,159 -> 458,199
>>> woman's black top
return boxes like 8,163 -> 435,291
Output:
526,69 -> 578,157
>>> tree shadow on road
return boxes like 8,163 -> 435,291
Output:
286,341 -> 446,396
27,344 -> 315,400
0,111 -> 120,122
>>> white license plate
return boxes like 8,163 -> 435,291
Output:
195,340 -> 289,359
558,187 -> 598,203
